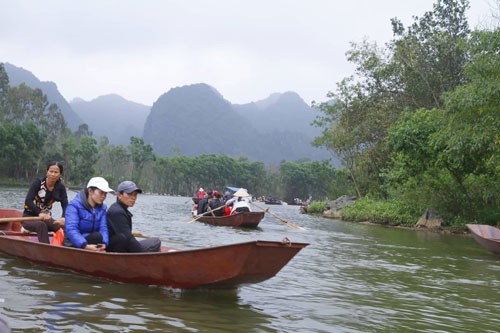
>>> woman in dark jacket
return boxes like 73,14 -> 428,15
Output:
23,161 -> 68,243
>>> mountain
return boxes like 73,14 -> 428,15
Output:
70,94 -> 150,145
144,83 -> 258,157
3,63 -> 83,129
233,91 -> 322,139
143,84 -> 331,163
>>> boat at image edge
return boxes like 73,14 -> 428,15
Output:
466,224 -> 500,254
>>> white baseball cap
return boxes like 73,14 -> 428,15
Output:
87,177 -> 114,193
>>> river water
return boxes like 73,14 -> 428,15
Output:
0,186 -> 499,332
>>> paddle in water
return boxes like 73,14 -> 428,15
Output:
250,202 -> 305,230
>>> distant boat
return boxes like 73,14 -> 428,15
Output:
0,209 -> 308,289
196,211 -> 265,228
265,198 -> 282,205
466,224 -> 500,254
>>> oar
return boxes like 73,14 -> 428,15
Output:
187,205 -> 226,223
0,216 -> 43,223
250,202 -> 306,230
132,232 -> 184,244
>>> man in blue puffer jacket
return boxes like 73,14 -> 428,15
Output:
64,177 -> 114,252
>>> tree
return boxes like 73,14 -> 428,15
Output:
383,28 -> 500,223
0,63 -> 9,119
71,136 -> 98,185
128,136 -> 155,183
0,122 -> 46,179
97,143 -> 130,184
390,0 -> 470,109
313,0 -> 473,199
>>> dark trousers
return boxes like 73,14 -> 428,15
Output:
22,220 -> 60,244
85,231 -> 103,245
62,231 -> 103,248
108,233 -> 161,253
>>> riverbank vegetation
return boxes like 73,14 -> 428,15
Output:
312,0 -> 499,228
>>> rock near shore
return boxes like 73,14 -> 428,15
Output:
322,195 -> 357,219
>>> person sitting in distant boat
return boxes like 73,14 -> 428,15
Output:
196,191 -> 212,216
64,177 -> 114,252
225,188 -> 252,214
106,181 -> 161,253
22,161 -> 68,244
197,187 -> 206,199
208,191 -> 225,216
224,189 -> 233,201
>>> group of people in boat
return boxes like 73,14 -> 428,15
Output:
194,187 -> 252,217
21,161 -> 160,253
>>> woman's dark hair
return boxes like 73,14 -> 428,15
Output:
47,161 -> 64,175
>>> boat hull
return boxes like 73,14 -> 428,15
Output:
466,224 -> 500,254
196,211 -> 265,228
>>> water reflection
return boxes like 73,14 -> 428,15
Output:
1,255 -> 275,332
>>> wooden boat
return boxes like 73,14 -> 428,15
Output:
265,198 -> 282,205
466,224 -> 500,254
196,211 -> 265,228
0,209 -> 308,289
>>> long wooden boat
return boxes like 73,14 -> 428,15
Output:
0,209 -> 308,289
265,199 -> 282,205
196,211 -> 265,228
466,224 -> 500,254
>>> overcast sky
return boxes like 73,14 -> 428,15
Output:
0,0 -> 496,106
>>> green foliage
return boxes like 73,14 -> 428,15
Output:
391,0 -> 470,109
96,143 -> 130,185
280,160 -> 352,202
71,136 -> 98,185
305,201 -> 327,214
0,63 -> 9,118
341,197 -> 421,226
312,0 -> 500,226
128,136 -> 155,183
0,122 -> 46,179
382,28 -> 500,224
5,83 -> 67,135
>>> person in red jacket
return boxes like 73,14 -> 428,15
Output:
197,187 -> 206,199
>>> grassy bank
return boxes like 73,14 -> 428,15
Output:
305,197 -> 472,232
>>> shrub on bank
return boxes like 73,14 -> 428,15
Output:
305,200 -> 327,214
340,197 -> 420,227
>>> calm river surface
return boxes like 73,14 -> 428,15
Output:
0,186 -> 499,332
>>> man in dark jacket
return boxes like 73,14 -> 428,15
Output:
208,191 -> 225,216
196,191 -> 212,215
106,181 -> 160,252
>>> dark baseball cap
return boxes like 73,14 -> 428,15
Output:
117,180 -> 143,194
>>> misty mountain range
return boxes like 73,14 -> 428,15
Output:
4,62 -> 333,164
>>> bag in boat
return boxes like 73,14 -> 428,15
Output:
50,228 -> 64,246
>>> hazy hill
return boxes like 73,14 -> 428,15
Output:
3,63 -> 83,129
143,83 -> 258,157
143,84 -> 331,163
70,94 -> 150,145
233,91 -> 322,139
